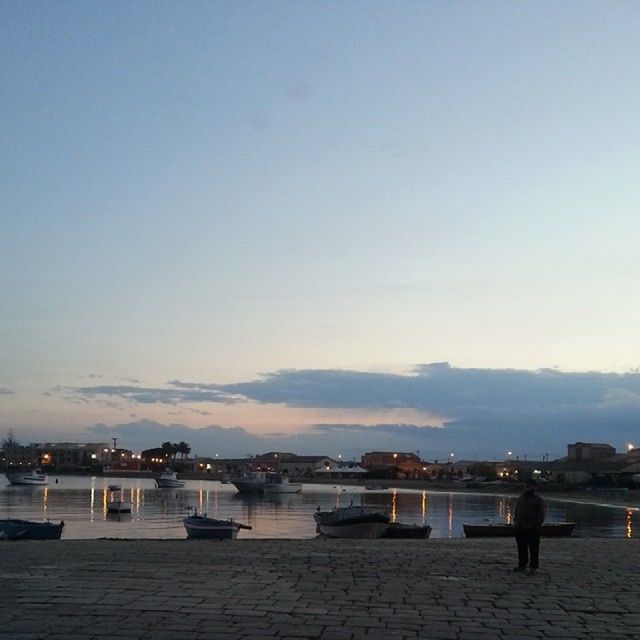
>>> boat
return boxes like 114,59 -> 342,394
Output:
155,469 -> 185,488
5,469 -> 48,486
314,505 -> 391,539
365,483 -> 389,491
183,509 -> 252,540
231,471 -> 300,494
0,519 -> 64,540
107,500 -> 132,514
382,522 -> 432,539
463,522 -> 576,538
262,476 -> 302,494
108,483 -> 121,491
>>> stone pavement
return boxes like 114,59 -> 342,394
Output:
0,538 -> 639,639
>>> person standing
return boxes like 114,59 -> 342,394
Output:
513,478 -> 545,574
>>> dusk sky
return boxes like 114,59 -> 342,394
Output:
2,2 -> 639,460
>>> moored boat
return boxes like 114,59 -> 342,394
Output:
107,500 -> 132,514
0,519 -> 64,540
463,522 -> 576,538
314,505 -> 391,539
231,471 -> 300,494
382,522 -> 432,539
5,469 -> 48,486
155,469 -> 185,488
262,476 -> 302,494
183,509 -> 252,540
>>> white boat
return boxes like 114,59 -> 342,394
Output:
314,505 -> 390,539
5,469 -> 49,486
155,469 -> 185,488
232,471 -> 301,494
262,476 -> 302,494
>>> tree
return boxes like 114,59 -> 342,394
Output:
177,441 -> 191,460
161,441 -> 174,460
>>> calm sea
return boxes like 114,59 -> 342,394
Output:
1,475 -> 638,539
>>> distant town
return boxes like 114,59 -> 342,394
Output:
2,432 -> 639,488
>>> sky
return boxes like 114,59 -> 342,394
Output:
1,2 -> 639,460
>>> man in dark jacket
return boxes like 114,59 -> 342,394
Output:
513,478 -> 545,574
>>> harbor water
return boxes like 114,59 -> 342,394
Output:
1,475 -> 638,539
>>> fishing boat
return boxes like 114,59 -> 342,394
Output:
314,505 -> 391,539
155,469 -> 185,488
183,509 -> 252,540
5,469 -> 48,486
231,471 -> 300,494
0,519 -> 64,540
463,522 -> 576,538
262,476 -> 302,494
382,522 -> 432,539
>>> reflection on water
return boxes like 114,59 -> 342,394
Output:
0,475 -> 639,540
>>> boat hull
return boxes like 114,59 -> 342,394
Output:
6,472 -> 48,486
382,523 -> 432,539
463,522 -> 576,538
0,519 -> 64,540
155,479 -> 185,488
107,501 -> 132,513
183,516 -> 246,540
319,521 -> 390,539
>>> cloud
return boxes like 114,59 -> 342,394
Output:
66,364 -> 640,457
0,388 -> 14,395
69,385 -> 235,405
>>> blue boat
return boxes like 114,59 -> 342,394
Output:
183,509 -> 251,540
0,519 -> 64,540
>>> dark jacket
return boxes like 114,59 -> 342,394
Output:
514,490 -> 545,530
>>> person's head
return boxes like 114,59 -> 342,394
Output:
524,478 -> 538,492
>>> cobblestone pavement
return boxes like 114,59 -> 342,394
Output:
1,538 -> 639,639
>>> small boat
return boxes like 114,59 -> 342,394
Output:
156,469 -> 185,488
108,483 -> 121,491
314,505 -> 390,539
382,523 -> 432,539
5,469 -> 48,486
463,522 -> 576,538
0,519 -> 64,540
183,509 -> 252,540
365,483 -> 389,491
107,500 -> 132,514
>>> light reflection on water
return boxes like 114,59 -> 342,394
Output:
0,475 -> 638,540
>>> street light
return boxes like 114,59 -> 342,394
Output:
507,451 -> 513,460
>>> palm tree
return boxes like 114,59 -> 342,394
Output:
177,441 -> 191,460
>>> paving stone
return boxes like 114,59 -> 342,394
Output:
1,539 -> 640,640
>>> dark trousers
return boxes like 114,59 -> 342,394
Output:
515,528 -> 540,569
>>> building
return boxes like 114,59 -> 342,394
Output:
567,442 -> 616,462
278,456 -> 335,477
361,451 -> 421,468
2,442 -> 111,471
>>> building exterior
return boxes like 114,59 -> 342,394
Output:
567,442 -> 616,462
2,442 -> 111,471
361,451 -> 421,468
278,456 -> 335,477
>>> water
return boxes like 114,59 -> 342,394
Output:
1,475 -> 638,539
